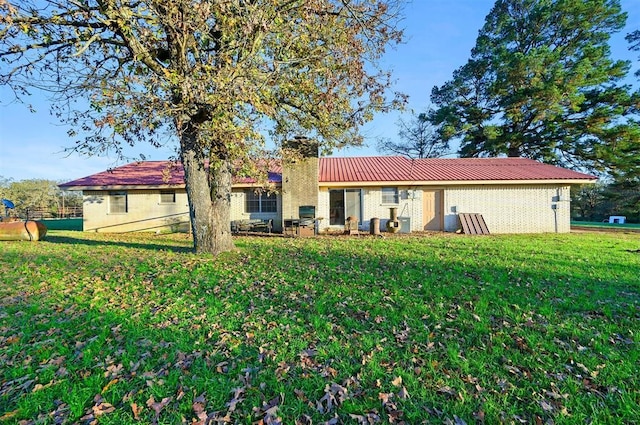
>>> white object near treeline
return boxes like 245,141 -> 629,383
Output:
608,216 -> 626,224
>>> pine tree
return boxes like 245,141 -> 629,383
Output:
431,0 -> 640,174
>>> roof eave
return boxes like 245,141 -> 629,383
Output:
319,178 -> 597,187
60,182 -> 283,191
59,184 -> 186,191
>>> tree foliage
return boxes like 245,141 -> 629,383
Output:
625,29 -> 640,78
431,0 -> 640,175
603,177 -> 640,221
376,110 -> 449,158
571,180 -> 640,223
0,177 -> 82,218
0,0 -> 406,254
571,183 -> 608,221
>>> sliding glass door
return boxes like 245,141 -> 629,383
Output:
329,189 -> 362,225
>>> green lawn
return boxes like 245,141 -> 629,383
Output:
571,220 -> 640,230
1,231 -> 638,424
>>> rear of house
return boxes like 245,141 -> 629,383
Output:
60,156 -> 595,234
310,157 -> 590,234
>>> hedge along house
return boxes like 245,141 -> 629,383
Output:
59,154 -> 596,234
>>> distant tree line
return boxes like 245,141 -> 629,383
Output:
572,181 -> 640,223
0,177 -> 82,219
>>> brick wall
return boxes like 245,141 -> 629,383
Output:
281,139 -> 319,222
317,184 -> 571,234
317,187 -> 424,233
444,184 -> 571,233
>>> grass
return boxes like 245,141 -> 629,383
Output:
0,231 -> 638,424
571,220 -> 640,230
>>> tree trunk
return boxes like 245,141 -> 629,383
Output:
181,145 -> 235,255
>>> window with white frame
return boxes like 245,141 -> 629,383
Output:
381,187 -> 399,204
246,191 -> 277,213
159,190 -> 176,204
109,191 -> 128,214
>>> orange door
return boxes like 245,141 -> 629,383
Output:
422,190 -> 443,230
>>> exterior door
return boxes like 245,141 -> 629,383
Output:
329,189 -> 362,225
423,189 -> 443,231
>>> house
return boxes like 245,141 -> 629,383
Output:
59,149 -> 596,234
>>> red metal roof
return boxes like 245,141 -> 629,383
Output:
59,160 -> 283,188
59,161 -> 185,188
319,157 -> 596,182
60,156 -> 595,188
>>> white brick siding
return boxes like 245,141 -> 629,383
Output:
318,186 -> 425,233
318,184 -> 570,234
444,185 -> 570,233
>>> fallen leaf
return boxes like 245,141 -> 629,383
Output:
391,376 -> 402,387
130,402 -> 143,420
539,400 -> 554,412
453,415 -> 467,425
350,410 -> 382,424
5,335 -> 20,344
92,401 -> 115,416
146,396 -> 172,416
32,381 -> 54,392
473,409 -> 485,423
192,394 -> 207,423
295,414 -> 313,425
104,363 -> 123,378
398,386 -> 410,400
437,386 -> 457,398
101,378 -> 118,393
0,410 -> 19,421
226,387 -> 245,413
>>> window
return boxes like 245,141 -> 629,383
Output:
160,190 -> 176,203
381,187 -> 399,204
109,191 -> 127,214
246,191 -> 277,213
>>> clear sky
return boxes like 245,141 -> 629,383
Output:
2,0 -> 640,182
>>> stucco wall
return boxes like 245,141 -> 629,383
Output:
84,188 -> 283,233
83,189 -> 190,233
443,184 -> 571,233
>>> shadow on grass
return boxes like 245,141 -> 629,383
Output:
44,233 -> 195,254
1,234 -> 638,423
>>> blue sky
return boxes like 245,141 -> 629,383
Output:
2,0 -> 640,182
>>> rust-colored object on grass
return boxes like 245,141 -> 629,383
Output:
0,220 -> 48,241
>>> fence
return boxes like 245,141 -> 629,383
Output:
25,206 -> 83,220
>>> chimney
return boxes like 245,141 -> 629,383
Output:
281,137 -> 319,222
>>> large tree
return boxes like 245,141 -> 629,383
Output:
0,0 -> 406,254
431,0 -> 640,174
376,110 -> 449,158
